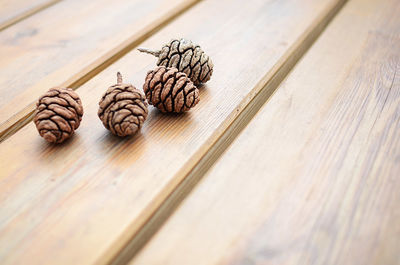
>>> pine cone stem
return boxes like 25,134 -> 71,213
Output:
138,48 -> 161,57
117,72 -> 123,84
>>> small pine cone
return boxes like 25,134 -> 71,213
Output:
143,66 -> 200,113
138,38 -> 213,86
34,87 -> 83,143
98,72 -> 148,137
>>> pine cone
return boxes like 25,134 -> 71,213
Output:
98,72 -> 148,137
143,66 -> 199,113
34,87 -> 83,143
139,38 -> 213,86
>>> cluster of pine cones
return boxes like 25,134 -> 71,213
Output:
34,38 -> 213,143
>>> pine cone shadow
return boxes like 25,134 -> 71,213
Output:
98,130 -> 147,166
145,104 -> 196,142
35,131 -> 83,162
146,83 -> 210,140
101,129 -> 145,145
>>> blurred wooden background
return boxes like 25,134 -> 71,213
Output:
0,0 -> 399,264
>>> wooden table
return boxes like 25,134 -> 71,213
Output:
0,0 -> 399,264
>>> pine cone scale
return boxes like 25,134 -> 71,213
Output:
130,100 -> 148,114
116,92 -> 142,101
110,101 -> 145,118
161,71 -> 179,112
58,92 -> 83,113
159,76 -> 176,111
98,89 -> 142,118
150,67 -> 166,87
40,96 -> 69,107
51,115 -> 72,133
114,109 -> 133,123
180,50 -> 193,70
185,87 -> 198,108
170,78 -> 186,112
43,120 -> 64,143
171,77 -> 187,99
144,72 -> 155,103
162,67 -> 176,82
153,84 -> 164,107
183,87 -> 195,109
49,105 -> 77,120
191,61 -> 201,82
199,64 -> 209,83
37,98 -> 82,125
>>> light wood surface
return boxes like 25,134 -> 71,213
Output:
0,0 -> 199,141
130,0 -> 400,264
0,0 -> 346,264
0,0 -> 61,31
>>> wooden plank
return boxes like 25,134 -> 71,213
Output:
0,0 -> 61,31
130,0 -> 400,264
0,0 -> 346,264
0,0 -> 199,141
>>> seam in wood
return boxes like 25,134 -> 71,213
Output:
106,0 -> 349,265
0,0 -> 62,32
0,0 -> 203,143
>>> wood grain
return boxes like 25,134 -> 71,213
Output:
0,0 -> 346,264
130,0 -> 400,264
0,0 -> 200,141
0,0 -> 61,31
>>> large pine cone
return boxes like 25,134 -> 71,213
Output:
98,72 -> 148,137
34,87 -> 83,143
143,66 -> 199,113
139,38 -> 213,86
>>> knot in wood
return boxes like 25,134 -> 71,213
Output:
98,73 -> 148,137
139,38 -> 213,85
143,66 -> 200,113
34,87 -> 83,143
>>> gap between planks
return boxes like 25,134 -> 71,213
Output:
0,0 -> 202,143
106,0 -> 348,264
0,0 -> 62,31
